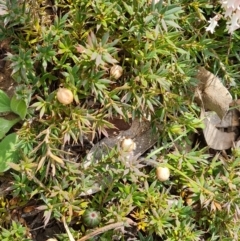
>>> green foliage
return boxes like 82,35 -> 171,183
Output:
0,220 -> 32,241
0,89 -> 11,112
0,0 -> 240,240
0,118 -> 20,139
10,95 -> 27,119
0,89 -> 27,139
0,133 -> 18,172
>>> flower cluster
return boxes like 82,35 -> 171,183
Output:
206,0 -> 240,34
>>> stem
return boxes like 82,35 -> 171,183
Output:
166,163 -> 214,196
62,215 -> 75,241
77,218 -> 136,241
100,178 -> 114,208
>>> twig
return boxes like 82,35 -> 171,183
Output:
77,218 -> 136,241
26,170 -> 49,191
62,216 -> 75,241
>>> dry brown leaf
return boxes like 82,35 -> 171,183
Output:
205,109 -> 239,128
195,67 -> 232,119
234,139 -> 240,148
230,99 -> 240,111
202,110 -> 236,150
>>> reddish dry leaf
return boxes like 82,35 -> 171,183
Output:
43,209 -> 52,227
23,205 -> 36,213
76,45 -> 85,53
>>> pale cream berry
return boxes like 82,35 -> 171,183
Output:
110,65 -> 123,80
56,88 -> 73,105
121,138 -> 136,152
156,166 -> 170,181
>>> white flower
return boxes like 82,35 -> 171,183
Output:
217,0 -> 240,33
224,7 -> 234,17
227,10 -> 240,33
223,0 -> 240,9
206,16 -> 219,33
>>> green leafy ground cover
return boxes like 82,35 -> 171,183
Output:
0,0 -> 240,240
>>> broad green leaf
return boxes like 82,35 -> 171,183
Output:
144,15 -> 154,24
101,32 -> 109,45
123,2 -> 134,15
0,117 -> 20,139
96,54 -> 102,67
90,31 -> 97,47
0,89 -> 11,113
91,52 -> 98,60
146,99 -> 154,112
10,95 -> 27,120
161,19 -> 168,32
113,104 -> 124,116
0,133 -> 18,172
165,20 -> 182,29
164,6 -> 182,15
98,78 -> 113,84
111,95 -> 120,101
102,53 -> 118,64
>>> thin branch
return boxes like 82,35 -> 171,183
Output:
62,216 -> 75,241
77,218 -> 136,241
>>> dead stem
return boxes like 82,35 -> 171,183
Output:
77,218 -> 137,241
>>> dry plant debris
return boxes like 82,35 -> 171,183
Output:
195,67 -> 232,119
195,67 -> 240,150
202,110 -> 237,150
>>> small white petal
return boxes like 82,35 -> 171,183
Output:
206,18 -> 219,33
224,7 -> 234,17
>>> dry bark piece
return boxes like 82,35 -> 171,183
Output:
195,67 -> 232,119
202,110 -> 236,150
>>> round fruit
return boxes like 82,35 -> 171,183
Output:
110,65 -> 123,80
121,138 -> 136,152
156,166 -> 170,181
82,209 -> 101,228
56,88 -> 73,105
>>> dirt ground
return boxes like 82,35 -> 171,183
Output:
0,39 -> 16,96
